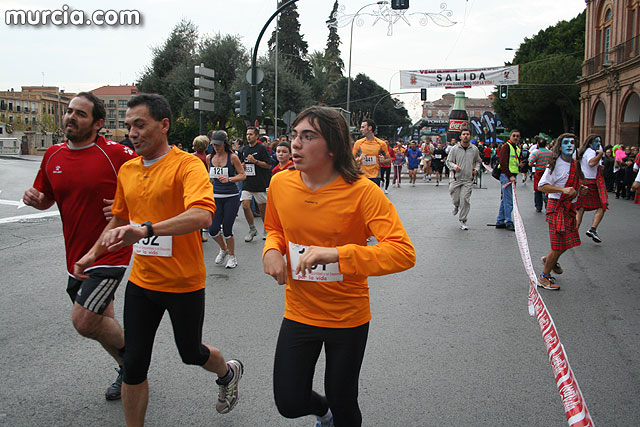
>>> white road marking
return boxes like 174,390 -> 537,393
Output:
0,199 -> 26,208
0,211 -> 59,224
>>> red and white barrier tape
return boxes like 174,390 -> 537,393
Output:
511,183 -> 595,427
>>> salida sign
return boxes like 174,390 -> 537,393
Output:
400,65 -> 519,89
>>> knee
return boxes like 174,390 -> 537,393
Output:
274,393 -> 307,419
72,308 -> 101,339
179,344 -> 209,366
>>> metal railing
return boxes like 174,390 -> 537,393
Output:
583,35 -> 640,76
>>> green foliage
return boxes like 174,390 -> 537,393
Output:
268,1 -> 312,81
256,53 -> 314,117
493,10 -> 585,136
325,0 -> 344,83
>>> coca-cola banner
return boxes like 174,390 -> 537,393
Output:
399,65 -> 519,89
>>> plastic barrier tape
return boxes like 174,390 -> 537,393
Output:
511,183 -> 595,427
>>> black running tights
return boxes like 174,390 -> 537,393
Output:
273,318 -> 369,427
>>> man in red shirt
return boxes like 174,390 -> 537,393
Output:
23,92 -> 137,400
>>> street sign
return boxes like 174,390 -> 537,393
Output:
194,77 -> 215,90
194,89 -> 215,100
246,68 -> 264,85
194,64 -> 215,79
282,110 -> 296,127
194,100 -> 215,112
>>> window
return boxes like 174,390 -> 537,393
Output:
118,100 -> 127,108
108,110 -> 116,118
108,120 -> 116,129
32,117 -> 37,125
118,110 -> 125,118
118,121 -> 125,128
9,102 -> 13,111
603,8 -> 613,62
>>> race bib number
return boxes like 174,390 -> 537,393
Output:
435,154 -> 442,159
131,222 -> 173,257
362,155 -> 377,166
288,242 -> 343,282
209,167 -> 229,179
245,163 -> 256,176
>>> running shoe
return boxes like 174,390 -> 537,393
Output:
585,229 -> 602,243
505,223 -> 515,231
216,360 -> 244,414
541,256 -> 563,274
263,230 -> 267,240
244,229 -> 257,242
225,255 -> 237,269
384,189 -> 389,194
315,414 -> 334,427
495,223 -> 506,229
215,249 -> 228,265
538,275 -> 560,290
459,221 -> 468,230
452,206 -> 458,216
105,367 -> 123,401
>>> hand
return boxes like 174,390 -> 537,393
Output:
23,187 -> 50,210
263,249 -> 288,285
510,176 -> 516,182
103,199 -> 114,221
562,187 -> 577,198
102,224 -> 146,252
73,252 -> 97,280
632,181 -> 639,192
247,154 -> 256,163
217,176 -> 229,183
295,246 -> 339,277
455,165 -> 461,172
472,169 -> 477,177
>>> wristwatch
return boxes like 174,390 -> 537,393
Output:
141,221 -> 154,237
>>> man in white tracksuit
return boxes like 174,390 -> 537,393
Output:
446,128 -> 482,230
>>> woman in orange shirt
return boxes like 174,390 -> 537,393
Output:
263,106 -> 415,427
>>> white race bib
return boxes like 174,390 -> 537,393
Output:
209,167 -> 229,179
245,163 -> 256,176
288,242 -> 343,282
435,154 -> 442,159
363,155 -> 377,166
131,222 -> 173,257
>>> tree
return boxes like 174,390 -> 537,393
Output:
325,0 -> 344,83
268,1 -> 312,81
493,10 -> 585,136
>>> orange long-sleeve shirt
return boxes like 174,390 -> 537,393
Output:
263,169 -> 416,328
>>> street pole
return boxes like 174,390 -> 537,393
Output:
346,1 -> 388,114
251,0 -> 299,123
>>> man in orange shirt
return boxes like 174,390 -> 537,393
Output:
263,106 -> 415,427
75,94 -> 243,426
352,119 -> 391,185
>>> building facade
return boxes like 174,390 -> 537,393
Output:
0,86 -> 73,134
91,85 -> 138,142
578,0 -> 640,147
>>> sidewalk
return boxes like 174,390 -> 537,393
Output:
0,154 -> 42,162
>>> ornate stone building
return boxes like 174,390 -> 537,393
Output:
578,0 -> 640,146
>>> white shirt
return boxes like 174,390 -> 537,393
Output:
539,158 -> 578,202
580,148 -> 600,179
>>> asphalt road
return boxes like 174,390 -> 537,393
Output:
1,156 -> 639,426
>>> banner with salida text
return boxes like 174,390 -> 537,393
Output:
400,65 -> 519,89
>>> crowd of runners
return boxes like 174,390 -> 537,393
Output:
21,91 -> 639,427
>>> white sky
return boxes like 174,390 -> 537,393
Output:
0,0 -> 586,122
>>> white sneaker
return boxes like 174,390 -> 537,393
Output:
225,255 -> 237,269
452,206 -> 459,216
384,189 -> 389,194
459,221 -> 469,230
215,249 -> 228,264
244,228 -> 257,242
262,230 -> 267,240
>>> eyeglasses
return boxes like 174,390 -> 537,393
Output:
288,131 -> 320,143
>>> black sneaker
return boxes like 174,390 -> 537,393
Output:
495,223 -> 506,229
505,223 -> 515,231
585,229 -> 602,243
105,367 -> 123,400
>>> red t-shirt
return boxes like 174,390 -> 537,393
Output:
272,159 -> 294,175
34,136 -> 137,276
483,146 -> 492,158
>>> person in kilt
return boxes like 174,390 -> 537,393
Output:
575,135 -> 608,243
537,133 -> 588,290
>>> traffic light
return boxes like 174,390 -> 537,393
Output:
255,91 -> 263,117
420,88 -> 427,101
499,85 -> 508,100
234,90 -> 247,116
391,0 -> 409,10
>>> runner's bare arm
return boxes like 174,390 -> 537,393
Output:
22,187 -> 55,210
263,249 -> 288,285
73,214 -> 129,280
538,184 -> 577,197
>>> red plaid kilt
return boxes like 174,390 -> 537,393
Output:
635,190 -> 640,204
577,177 -> 608,211
546,199 -> 581,251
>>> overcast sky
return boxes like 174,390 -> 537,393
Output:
1,0 -> 586,121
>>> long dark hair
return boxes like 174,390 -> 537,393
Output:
577,134 -> 599,161
291,106 -> 362,184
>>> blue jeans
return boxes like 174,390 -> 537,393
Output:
496,174 -> 514,225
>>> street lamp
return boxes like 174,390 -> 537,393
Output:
346,1 -> 388,113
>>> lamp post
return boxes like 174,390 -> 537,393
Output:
346,1 -> 388,113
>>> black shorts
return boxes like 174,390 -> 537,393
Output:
67,267 -> 126,314
432,162 -> 444,173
